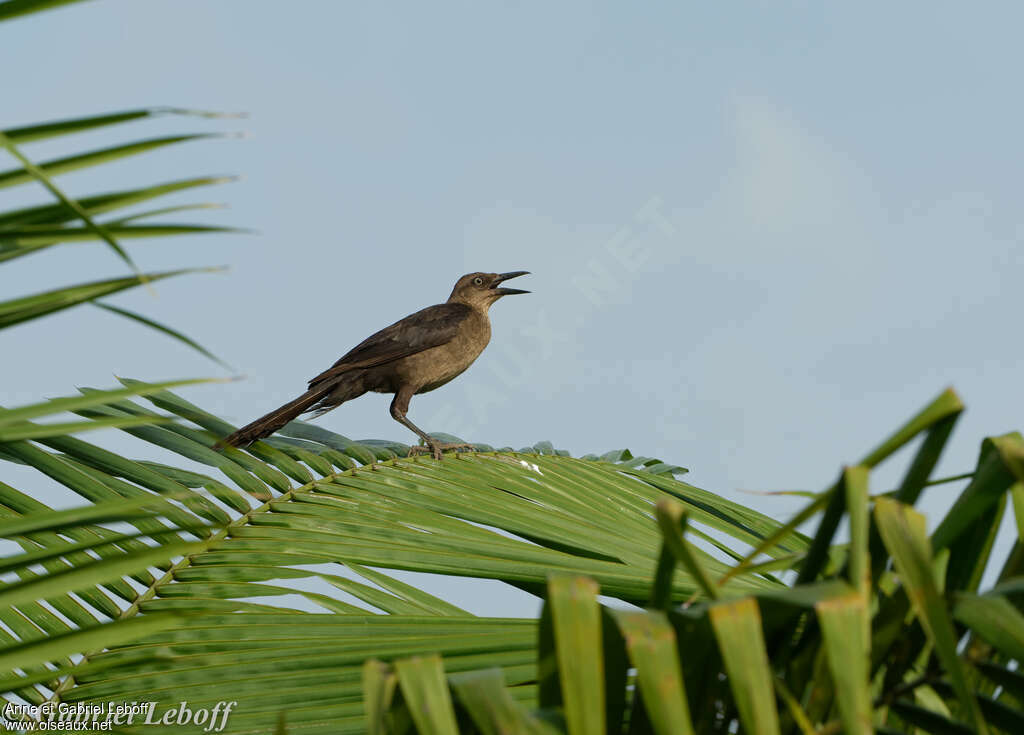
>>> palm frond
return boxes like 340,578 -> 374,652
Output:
0,109 -> 237,362
1,380 -> 802,732
365,390 -> 1024,735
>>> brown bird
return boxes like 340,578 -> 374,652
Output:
219,271 -> 530,458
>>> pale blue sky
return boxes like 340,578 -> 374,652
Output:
3,2 -> 1022,615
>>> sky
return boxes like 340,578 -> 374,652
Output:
2,1 -> 1023,616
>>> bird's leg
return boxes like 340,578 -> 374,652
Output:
389,388 -> 474,460
396,416 -> 440,458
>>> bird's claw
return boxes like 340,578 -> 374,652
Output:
408,442 -> 477,460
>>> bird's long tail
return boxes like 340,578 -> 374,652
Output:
218,386 -> 332,448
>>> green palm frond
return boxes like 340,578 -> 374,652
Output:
0,379 -> 805,733
1,390 -> 1022,734
0,269 -> 223,330
367,392 -> 1024,735
0,175 -> 235,231
0,108 -> 238,362
0,0 -> 97,23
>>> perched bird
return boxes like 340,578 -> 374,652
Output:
219,271 -> 530,458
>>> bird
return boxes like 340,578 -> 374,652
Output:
218,271 -> 530,459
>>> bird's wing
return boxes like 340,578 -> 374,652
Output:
307,302 -> 473,388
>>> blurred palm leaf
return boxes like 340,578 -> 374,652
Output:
0,0 -> 96,23
0,106 -> 239,363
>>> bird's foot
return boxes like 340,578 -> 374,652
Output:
408,442 -> 477,460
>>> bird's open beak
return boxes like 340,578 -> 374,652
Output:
491,271 -> 530,296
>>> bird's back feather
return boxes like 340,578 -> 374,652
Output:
307,302 -> 473,388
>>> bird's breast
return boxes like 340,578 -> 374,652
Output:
401,311 -> 491,394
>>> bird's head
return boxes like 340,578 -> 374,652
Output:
448,271 -> 530,310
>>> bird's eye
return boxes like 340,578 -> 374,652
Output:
473,277 -> 483,286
